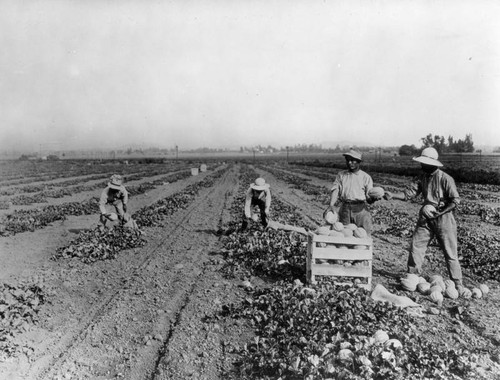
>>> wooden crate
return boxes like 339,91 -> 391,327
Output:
306,232 -> 373,290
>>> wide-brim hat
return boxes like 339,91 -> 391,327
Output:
250,177 -> 269,191
343,149 -> 363,162
108,174 -> 123,189
412,147 -> 443,167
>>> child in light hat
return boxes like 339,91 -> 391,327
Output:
99,174 -> 129,228
240,177 -> 271,231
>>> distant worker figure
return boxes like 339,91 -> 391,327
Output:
384,147 -> 464,288
241,177 -> 271,231
99,174 -> 129,228
324,148 -> 380,235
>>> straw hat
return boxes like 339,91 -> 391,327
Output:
343,148 -> 363,162
108,174 -> 123,190
250,177 -> 269,191
412,147 -> 443,167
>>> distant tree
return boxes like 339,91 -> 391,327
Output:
432,133 -> 475,153
421,134 -> 446,154
399,144 -> 419,156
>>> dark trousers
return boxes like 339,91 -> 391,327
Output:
241,199 -> 268,230
338,202 -> 373,235
408,212 -> 462,281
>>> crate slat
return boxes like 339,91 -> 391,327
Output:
307,233 -> 373,289
312,248 -> 372,260
310,233 -> 372,246
311,264 -> 372,277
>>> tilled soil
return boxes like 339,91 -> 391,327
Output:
0,162 -> 499,380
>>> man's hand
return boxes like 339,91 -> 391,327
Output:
421,205 -> 438,219
383,191 -> 393,200
265,208 -> 270,216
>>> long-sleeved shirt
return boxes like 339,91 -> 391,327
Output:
244,187 -> 271,218
99,186 -> 128,214
403,169 -> 460,208
331,170 -> 373,203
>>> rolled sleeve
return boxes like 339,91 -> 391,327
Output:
99,188 -> 108,213
264,188 -> 271,210
244,188 -> 252,218
443,176 -> 460,205
122,188 -> 129,205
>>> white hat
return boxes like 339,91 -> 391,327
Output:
412,147 -> 443,167
250,177 -> 269,191
343,148 -> 363,162
108,174 -> 123,190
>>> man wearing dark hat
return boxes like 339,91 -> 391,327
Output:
99,174 -> 129,228
384,147 -> 464,289
325,148 -> 377,235
240,177 -> 271,231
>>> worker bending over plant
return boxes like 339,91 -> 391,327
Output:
99,174 -> 129,228
384,147 -> 464,289
324,148 -> 381,236
241,177 -> 271,231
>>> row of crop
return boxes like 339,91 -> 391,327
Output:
0,280 -> 46,362
0,167 -> 192,205
292,159 -> 500,187
0,173 -> 110,196
217,166 -> 475,380
0,160 -> 190,187
10,170 -> 189,207
0,161 -> 135,186
52,168 -> 227,263
0,170 -> 192,236
256,165 -> 330,205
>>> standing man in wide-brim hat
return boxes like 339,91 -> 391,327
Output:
324,148 -> 379,235
99,174 -> 129,228
384,147 -> 465,290
240,177 -> 271,231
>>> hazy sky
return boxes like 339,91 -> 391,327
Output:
1,0 -> 499,152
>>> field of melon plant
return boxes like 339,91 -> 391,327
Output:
0,157 -> 499,380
